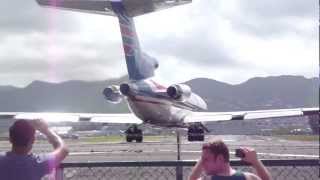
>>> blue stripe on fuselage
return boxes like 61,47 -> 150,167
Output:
110,1 -> 157,80
128,86 -> 199,111
127,80 -> 199,110
122,36 -> 134,47
130,93 -> 199,111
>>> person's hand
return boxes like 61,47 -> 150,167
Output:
240,147 -> 259,165
30,119 -> 49,134
198,157 -> 204,168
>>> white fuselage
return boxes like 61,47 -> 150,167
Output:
123,79 -> 205,128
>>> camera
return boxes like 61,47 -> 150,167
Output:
235,148 -> 245,158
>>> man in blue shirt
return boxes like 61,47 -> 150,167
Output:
0,119 -> 69,180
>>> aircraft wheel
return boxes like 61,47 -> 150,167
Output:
187,129 -> 204,141
198,129 -> 204,141
136,136 -> 143,143
135,129 -> 143,142
126,136 -> 132,142
188,135 -> 194,141
198,135 -> 204,141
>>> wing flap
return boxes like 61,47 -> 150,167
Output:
0,112 -> 141,124
184,108 -> 319,123
14,113 -> 80,122
0,112 -> 17,119
244,109 -> 303,120
123,0 -> 192,17
90,114 -> 142,124
184,113 -> 232,123
36,0 -> 192,17
36,0 -> 115,16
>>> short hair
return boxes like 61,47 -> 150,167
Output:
9,120 -> 35,146
202,140 -> 230,162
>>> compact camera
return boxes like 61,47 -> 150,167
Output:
235,148 -> 245,158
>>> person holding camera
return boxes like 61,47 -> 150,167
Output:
189,139 -> 272,180
0,119 -> 69,180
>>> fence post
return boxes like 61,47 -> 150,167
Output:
176,131 -> 183,180
176,166 -> 183,180
55,167 -> 64,180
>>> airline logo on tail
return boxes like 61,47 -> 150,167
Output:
111,2 -> 136,57
121,25 -> 136,57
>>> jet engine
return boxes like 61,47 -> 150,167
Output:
119,83 -> 131,96
102,85 -> 122,104
166,84 -> 192,101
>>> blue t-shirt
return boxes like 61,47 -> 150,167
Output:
211,171 -> 246,180
0,152 -> 56,180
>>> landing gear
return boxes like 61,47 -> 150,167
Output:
125,125 -> 143,143
308,114 -> 319,135
187,124 -> 205,141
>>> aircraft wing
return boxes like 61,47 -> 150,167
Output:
0,112 -> 142,124
36,0 -> 192,17
36,0 -> 115,16
184,108 -> 319,123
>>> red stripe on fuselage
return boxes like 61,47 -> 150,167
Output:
150,80 -> 167,90
130,95 -> 194,111
130,95 -> 168,106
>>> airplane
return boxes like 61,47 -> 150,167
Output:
0,0 -> 318,143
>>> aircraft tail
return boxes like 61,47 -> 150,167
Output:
110,1 -> 158,80
36,0 -> 192,80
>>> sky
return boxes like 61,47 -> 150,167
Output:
0,0 -> 318,87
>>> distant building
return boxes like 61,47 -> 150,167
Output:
206,116 -> 311,135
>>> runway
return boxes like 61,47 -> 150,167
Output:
0,135 -> 317,162
0,135 -> 318,180
34,135 -> 319,162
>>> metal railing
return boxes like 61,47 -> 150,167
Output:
43,159 -> 319,180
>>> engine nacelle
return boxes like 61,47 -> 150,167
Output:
102,85 -> 122,104
119,83 -> 131,96
167,84 -> 192,101
120,83 -> 140,96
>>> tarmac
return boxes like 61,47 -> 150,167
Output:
0,135 -> 315,162
1,135 -> 318,180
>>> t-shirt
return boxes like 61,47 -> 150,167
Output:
202,171 -> 246,180
211,171 -> 246,180
0,152 -> 56,180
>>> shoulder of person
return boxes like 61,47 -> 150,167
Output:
32,153 -> 55,163
243,172 -> 262,180
198,176 -> 209,180
0,152 -> 6,158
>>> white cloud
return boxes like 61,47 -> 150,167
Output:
0,0 -> 318,87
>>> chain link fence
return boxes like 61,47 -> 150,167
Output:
26,141 -> 318,160
42,159 -> 319,180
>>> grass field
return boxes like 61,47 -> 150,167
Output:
277,135 -> 318,141
84,135 -> 174,143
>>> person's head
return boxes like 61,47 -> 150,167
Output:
9,119 -> 35,152
201,140 -> 230,175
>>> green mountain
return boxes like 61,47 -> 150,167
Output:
0,75 -> 318,113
